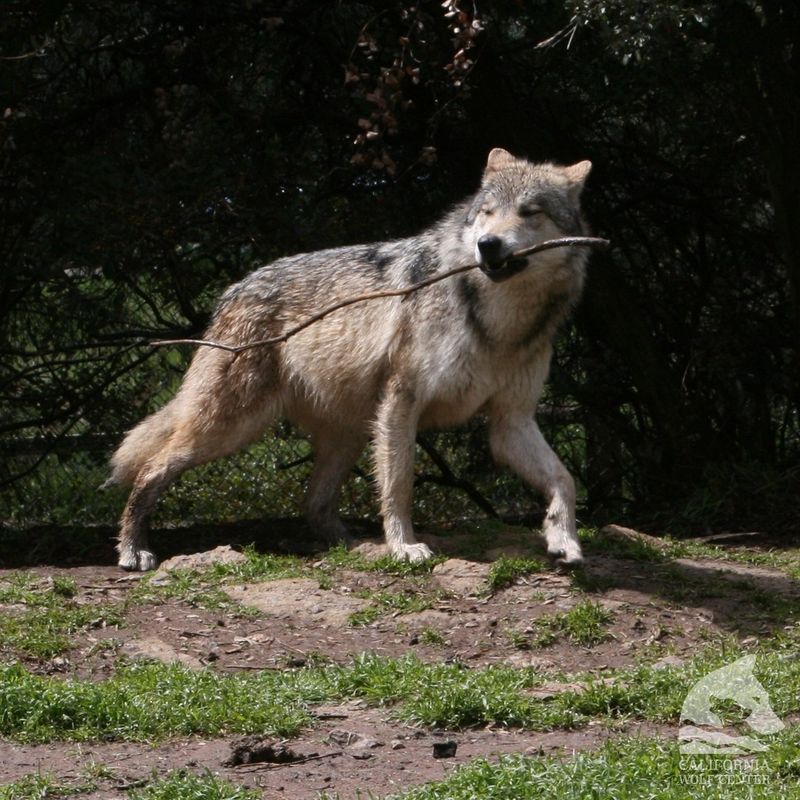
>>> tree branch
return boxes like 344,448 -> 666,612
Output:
150,236 -> 609,354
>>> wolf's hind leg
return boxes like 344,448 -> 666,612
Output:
118,401 -> 279,571
117,447 -> 192,571
305,428 -> 367,546
373,377 -> 433,563
489,409 -> 583,569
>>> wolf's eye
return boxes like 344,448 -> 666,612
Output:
481,206 -> 495,216
518,205 -> 543,218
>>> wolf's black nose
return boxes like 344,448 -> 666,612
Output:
477,234 -> 504,263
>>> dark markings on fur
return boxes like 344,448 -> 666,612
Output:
464,191 -> 487,226
408,246 -> 436,284
535,190 -> 584,236
364,246 -> 394,273
457,276 -> 492,346
517,290 -> 571,350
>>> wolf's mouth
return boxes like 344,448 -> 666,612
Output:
479,257 -> 529,282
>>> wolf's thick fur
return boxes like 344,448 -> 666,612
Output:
109,148 -> 593,571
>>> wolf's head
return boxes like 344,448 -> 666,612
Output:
466,148 -> 591,281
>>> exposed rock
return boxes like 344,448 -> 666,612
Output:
351,540 -> 390,560
432,558 -> 491,595
151,545 -> 247,582
226,579 -> 369,627
120,636 -> 204,669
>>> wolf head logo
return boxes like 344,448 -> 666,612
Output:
679,654 -> 784,755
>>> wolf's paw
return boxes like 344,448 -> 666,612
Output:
118,548 -> 158,572
548,549 -> 583,571
545,532 -> 583,571
392,542 -> 434,563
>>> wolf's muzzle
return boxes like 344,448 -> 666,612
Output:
477,234 -> 505,265
477,234 -> 529,282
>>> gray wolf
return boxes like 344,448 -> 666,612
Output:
108,148 -> 593,571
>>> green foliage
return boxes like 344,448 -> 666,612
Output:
0,661 -> 311,743
348,590 -> 433,627
486,556 -> 548,591
418,626 -> 447,646
130,546 -> 311,612
129,771 -> 261,800
0,574 -> 124,659
516,600 -> 614,649
558,600 -> 614,646
1,643 -> 799,743
0,775 -> 77,800
323,543 -> 445,576
580,528 -> 668,563
385,733 -> 800,799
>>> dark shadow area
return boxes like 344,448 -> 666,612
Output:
574,552 -> 800,640
0,517 -> 382,569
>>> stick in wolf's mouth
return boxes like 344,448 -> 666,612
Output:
150,236 -> 609,354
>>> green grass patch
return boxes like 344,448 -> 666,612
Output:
523,599 -> 614,648
0,766 -> 261,799
129,547 -> 311,612
580,526 -> 800,578
382,731 -> 800,799
129,770 -> 261,800
322,543 -> 446,576
558,599 -> 614,646
0,574 -> 125,659
0,774 -> 79,799
349,590 -> 434,627
130,545 -> 443,614
0,660 -> 312,743
580,527 -> 669,563
418,626 -> 447,646
2,640 -> 799,743
486,555 -> 547,591
666,537 -> 800,576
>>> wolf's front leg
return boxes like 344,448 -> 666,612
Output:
373,376 -> 433,563
489,410 -> 583,569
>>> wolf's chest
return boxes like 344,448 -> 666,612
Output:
454,272 -> 578,354
417,345 -> 536,429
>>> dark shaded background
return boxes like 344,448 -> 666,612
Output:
1,1 -> 798,536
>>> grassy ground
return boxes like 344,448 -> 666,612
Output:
1,525 -> 799,798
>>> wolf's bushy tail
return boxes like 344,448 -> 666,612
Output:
106,403 -> 178,487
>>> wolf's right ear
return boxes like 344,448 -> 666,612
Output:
564,160 -> 592,203
485,148 -> 516,173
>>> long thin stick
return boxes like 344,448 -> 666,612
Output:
151,236 -> 608,354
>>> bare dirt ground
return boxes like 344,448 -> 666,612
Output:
1,521 -> 798,798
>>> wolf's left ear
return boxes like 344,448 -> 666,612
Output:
485,147 -> 516,173
564,160 -> 592,202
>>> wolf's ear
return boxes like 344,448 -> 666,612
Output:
564,160 -> 592,201
485,148 -> 516,173
564,160 -> 592,184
